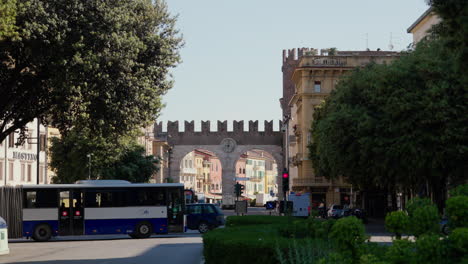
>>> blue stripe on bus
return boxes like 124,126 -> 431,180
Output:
23,220 -> 59,238
84,218 -> 168,235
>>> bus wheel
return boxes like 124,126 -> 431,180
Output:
32,224 -> 52,242
134,222 -> 153,238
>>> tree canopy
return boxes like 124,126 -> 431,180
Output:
0,0 -> 182,142
308,1 -> 468,208
50,128 -> 158,183
0,0 -> 17,40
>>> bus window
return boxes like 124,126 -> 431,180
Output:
24,191 -> 36,208
24,190 -> 57,208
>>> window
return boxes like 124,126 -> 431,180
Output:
24,190 -> 57,208
27,164 -> 32,182
21,163 -> 25,181
314,81 -> 321,92
187,205 -> 202,214
9,162 -> 13,180
203,205 -> 215,214
8,133 -> 15,147
243,168 -> 246,174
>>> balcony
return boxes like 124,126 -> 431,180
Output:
249,176 -> 262,183
293,177 -> 330,187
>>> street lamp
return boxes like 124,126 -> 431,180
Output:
86,153 -> 92,180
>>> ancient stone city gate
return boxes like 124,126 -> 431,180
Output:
154,120 -> 283,199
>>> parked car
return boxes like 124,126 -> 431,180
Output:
440,218 -> 450,235
327,204 -> 344,219
186,203 -> 225,233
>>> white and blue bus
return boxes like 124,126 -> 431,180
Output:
21,181 -> 185,241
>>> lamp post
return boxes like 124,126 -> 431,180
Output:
86,153 -> 92,180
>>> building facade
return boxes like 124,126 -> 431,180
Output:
0,119 -> 48,186
407,7 -> 440,44
283,48 -> 400,209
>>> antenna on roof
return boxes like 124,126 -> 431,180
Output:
365,33 -> 369,50
389,32 -> 394,50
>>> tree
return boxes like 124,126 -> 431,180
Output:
308,38 -> 467,209
0,0 -> 17,40
50,128 -> 158,183
0,0 -> 182,143
100,146 -> 158,183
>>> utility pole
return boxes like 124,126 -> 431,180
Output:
87,153 -> 92,180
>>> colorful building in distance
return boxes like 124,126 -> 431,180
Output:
407,7 -> 440,44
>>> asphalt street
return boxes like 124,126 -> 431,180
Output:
0,235 -> 203,264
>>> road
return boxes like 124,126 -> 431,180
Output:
0,235 -> 203,264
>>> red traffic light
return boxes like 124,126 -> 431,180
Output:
282,172 -> 289,179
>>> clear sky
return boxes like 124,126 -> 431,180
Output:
160,0 -> 430,130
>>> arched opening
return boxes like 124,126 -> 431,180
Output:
179,149 -> 222,204
234,149 -> 278,206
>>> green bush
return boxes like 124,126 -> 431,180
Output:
385,211 -> 410,239
250,199 -> 256,207
446,196 -> 468,228
405,197 -> 432,217
204,224 -> 333,264
449,184 -> 468,197
276,239 -> 333,264
225,215 -> 297,227
329,216 -> 367,261
278,220 -> 310,239
384,239 -> 415,264
414,234 -> 447,264
447,227 -> 468,262
203,225 -> 285,264
410,205 -> 440,237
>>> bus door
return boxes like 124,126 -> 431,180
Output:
58,190 -> 84,236
167,188 -> 184,233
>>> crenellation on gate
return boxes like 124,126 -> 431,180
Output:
217,120 -> 228,132
248,120 -> 258,132
201,120 -> 210,133
233,120 -> 244,132
154,120 -> 283,146
184,121 -> 195,132
167,120 -> 179,133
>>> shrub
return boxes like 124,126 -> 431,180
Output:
414,234 -> 447,264
359,254 -> 389,264
405,197 -> 432,217
278,220 -> 309,239
445,195 -> 468,228
384,239 -> 415,264
449,184 -> 468,197
203,225 -> 285,264
447,227 -> 468,262
276,239 -> 333,264
385,211 -> 410,239
225,215 -> 297,227
410,205 -> 440,237
329,216 -> 367,261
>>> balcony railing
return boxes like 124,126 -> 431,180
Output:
249,176 -> 262,183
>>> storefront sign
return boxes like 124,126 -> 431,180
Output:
12,152 -> 37,161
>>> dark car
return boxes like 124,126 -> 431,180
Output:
186,203 -> 225,233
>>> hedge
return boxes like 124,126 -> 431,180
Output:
225,215 -> 298,227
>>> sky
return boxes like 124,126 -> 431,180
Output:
159,0 -> 430,131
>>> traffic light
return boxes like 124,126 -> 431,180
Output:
234,182 -> 245,198
282,168 -> 289,193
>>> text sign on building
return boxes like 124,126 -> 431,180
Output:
312,57 -> 347,66
12,152 -> 38,161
